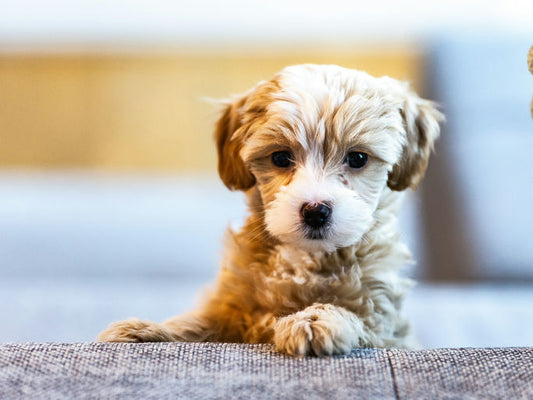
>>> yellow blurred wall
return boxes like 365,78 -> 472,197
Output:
0,47 -> 424,171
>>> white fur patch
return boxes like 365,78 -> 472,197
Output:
265,163 -> 375,252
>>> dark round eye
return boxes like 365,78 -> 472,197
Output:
346,152 -> 368,169
271,151 -> 294,168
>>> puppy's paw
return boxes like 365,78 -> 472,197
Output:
274,304 -> 363,357
97,318 -> 176,343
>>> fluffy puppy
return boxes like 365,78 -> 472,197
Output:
98,64 -> 443,356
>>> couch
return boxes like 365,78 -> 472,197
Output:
1,342 -> 531,399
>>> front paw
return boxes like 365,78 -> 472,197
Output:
97,318 -> 176,343
274,304 -> 363,356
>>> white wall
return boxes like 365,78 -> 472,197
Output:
1,0 -> 532,50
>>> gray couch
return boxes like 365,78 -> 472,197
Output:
1,342 -> 531,399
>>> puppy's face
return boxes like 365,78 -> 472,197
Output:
216,65 -> 442,252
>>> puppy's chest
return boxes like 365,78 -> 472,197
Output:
257,245 -> 363,308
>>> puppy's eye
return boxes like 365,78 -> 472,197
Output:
271,151 -> 294,168
346,152 -> 368,169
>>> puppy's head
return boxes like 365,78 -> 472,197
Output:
216,64 -> 443,252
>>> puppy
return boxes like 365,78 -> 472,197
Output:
98,64 -> 443,356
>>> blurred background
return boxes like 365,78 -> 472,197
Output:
1,0 -> 532,348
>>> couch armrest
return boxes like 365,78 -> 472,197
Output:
1,342 -> 531,399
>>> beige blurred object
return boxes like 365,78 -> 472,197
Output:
529,45 -> 533,72
0,46 -> 423,171
529,45 -> 533,117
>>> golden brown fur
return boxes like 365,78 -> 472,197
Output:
98,64 -> 443,356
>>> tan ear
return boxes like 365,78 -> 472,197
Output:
215,98 -> 256,191
387,93 -> 444,191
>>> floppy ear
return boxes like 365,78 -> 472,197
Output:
215,97 -> 256,191
387,93 -> 444,191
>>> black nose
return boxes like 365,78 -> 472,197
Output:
301,203 -> 331,229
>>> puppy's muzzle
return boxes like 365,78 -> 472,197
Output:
300,202 -> 331,229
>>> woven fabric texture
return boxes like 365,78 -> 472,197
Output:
0,342 -> 531,399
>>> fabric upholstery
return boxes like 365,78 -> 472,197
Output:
1,342 -> 531,399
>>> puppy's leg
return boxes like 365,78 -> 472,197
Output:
97,318 -> 178,343
97,311 -> 215,343
162,311 -> 219,342
274,303 -> 370,356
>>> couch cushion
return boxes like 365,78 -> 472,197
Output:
1,342 -> 531,399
